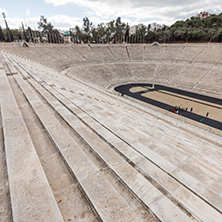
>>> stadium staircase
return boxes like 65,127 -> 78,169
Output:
1,46 -> 222,221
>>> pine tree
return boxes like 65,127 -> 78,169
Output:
0,26 -> 5,42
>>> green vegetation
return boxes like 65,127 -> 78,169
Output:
1,13 -> 222,43
130,13 -> 222,43
72,13 -> 222,43
0,17 -> 63,43
72,17 -> 128,44
168,13 -> 222,42
0,26 -> 5,41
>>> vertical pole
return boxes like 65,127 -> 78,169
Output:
2,13 -> 12,42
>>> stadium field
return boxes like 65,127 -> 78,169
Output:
115,83 -> 222,130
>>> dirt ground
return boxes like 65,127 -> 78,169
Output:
131,87 -> 222,123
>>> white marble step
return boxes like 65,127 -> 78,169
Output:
0,69 -> 64,222
27,79 -> 197,222
14,74 -> 140,222
33,78 -> 222,222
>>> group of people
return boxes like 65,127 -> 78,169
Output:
169,106 -> 210,119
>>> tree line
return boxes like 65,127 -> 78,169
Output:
1,13 -> 222,43
0,17 -> 64,43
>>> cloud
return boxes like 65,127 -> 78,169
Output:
0,13 -> 82,30
46,15 -> 83,29
26,15 -> 82,30
0,17 -> 24,29
44,0 -> 222,25
0,7 -> 7,15
26,9 -> 30,16
1,0 -> 222,31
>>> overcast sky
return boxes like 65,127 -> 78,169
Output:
0,0 -> 222,30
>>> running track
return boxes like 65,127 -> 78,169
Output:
115,84 -> 222,130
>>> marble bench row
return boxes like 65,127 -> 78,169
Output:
47,81 -> 222,221
8,51 -> 222,146
6,49 -> 222,96
11,55 -> 194,221
17,62 -> 222,221
0,68 -> 64,222
14,73 -> 141,221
